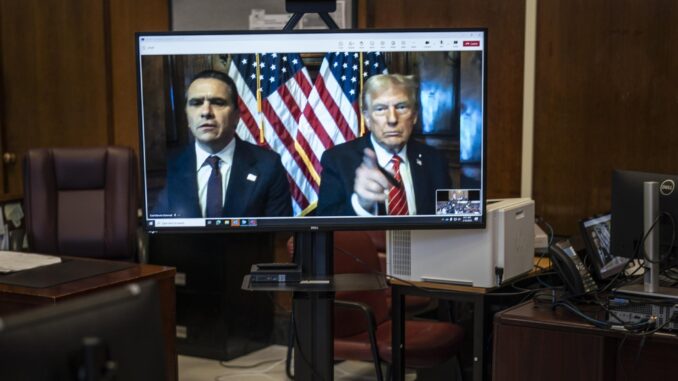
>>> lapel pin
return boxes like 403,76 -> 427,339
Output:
416,158 -> 423,166
247,173 -> 257,182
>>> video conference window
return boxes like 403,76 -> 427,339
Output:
137,31 -> 486,230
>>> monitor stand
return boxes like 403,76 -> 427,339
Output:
616,181 -> 678,301
282,3 -> 339,379
292,231 -> 334,381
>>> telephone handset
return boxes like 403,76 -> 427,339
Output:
549,240 -> 598,296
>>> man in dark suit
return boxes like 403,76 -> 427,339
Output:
152,70 -> 292,218
317,74 -> 451,216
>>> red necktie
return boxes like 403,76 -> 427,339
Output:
387,155 -> 408,215
205,156 -> 222,217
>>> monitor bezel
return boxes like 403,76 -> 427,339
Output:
135,28 -> 488,233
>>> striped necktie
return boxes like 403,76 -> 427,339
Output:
205,156 -> 222,217
387,155 -> 408,215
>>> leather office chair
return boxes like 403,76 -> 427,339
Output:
333,230 -> 464,381
23,147 -> 138,261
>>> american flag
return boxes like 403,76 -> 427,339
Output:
228,52 -> 387,216
295,52 -> 388,209
228,53 -> 316,216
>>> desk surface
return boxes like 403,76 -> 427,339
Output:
0,257 -> 174,306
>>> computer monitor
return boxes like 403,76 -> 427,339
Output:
579,213 -> 629,279
610,170 -> 678,261
0,281 -> 166,380
135,29 -> 487,232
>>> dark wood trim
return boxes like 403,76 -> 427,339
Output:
102,0 -> 115,145
0,4 -> 7,193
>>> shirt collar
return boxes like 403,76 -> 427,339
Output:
369,134 -> 408,168
195,138 -> 236,171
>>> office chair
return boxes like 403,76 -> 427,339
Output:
286,231 -> 465,381
23,147 -> 138,261
333,230 -> 464,380
365,230 -> 436,316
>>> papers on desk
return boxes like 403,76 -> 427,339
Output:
0,251 -> 61,273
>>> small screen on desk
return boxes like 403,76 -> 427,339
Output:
580,213 -> 628,279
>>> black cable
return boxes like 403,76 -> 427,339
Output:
333,246 -> 429,294
287,304 -> 326,381
661,268 -> 678,282
605,215 -> 667,294
633,334 -> 648,366
285,310 -> 294,379
535,216 -> 555,248
265,291 -> 292,314
641,212 -> 676,265
598,256 -> 637,293
551,300 -> 612,329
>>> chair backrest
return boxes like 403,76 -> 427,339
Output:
333,231 -> 390,338
23,147 -> 138,260
364,230 -> 386,253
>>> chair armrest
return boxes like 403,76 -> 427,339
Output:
335,299 -> 378,335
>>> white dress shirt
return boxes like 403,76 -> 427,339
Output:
351,135 -> 417,216
195,139 -> 235,217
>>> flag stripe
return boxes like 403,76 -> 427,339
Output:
237,98 -> 261,143
261,99 -> 317,193
314,74 -> 356,142
295,132 -> 323,178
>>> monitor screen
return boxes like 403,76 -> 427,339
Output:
0,281 -> 166,380
136,29 -> 487,232
579,213 -> 629,279
610,170 -> 678,260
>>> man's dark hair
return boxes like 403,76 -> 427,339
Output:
188,70 -> 238,106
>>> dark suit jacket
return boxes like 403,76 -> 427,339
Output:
152,137 -> 292,218
316,134 -> 452,216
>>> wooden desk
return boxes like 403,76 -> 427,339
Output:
391,256 -> 552,381
493,300 -> 678,381
0,258 -> 177,381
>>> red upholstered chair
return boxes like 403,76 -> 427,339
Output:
364,230 -> 436,316
23,147 -> 138,261
333,230 -> 464,381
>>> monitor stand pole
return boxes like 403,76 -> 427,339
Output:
283,3 -> 339,379
616,181 -> 678,300
293,231 -> 334,381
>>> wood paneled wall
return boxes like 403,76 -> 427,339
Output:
362,0 -> 678,235
0,0 -> 169,195
533,0 -> 678,235
4,1 -> 674,234
360,0 -> 526,199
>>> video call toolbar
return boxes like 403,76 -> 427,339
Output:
138,32 -> 485,55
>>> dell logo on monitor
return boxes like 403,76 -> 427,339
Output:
660,179 -> 675,196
